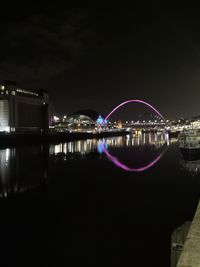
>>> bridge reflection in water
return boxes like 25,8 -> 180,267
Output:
98,133 -> 169,172
0,132 -> 190,198
53,132 -> 170,156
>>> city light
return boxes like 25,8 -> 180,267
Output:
53,116 -> 59,122
96,115 -> 104,125
98,141 -> 168,172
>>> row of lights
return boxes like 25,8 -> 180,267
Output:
113,120 -> 167,124
54,116 -> 170,125
0,85 -> 39,97
16,89 -> 39,96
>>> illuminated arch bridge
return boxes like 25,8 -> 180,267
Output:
96,100 -> 167,172
103,99 -> 165,124
64,100 -> 165,131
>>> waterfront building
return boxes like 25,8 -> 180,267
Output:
64,109 -> 103,132
117,120 -> 123,129
0,81 -> 50,132
191,119 -> 200,129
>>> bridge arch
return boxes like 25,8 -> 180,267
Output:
98,142 -> 167,172
104,99 -> 165,122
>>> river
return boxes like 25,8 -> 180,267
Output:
0,133 -> 199,266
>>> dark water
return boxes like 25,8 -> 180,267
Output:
0,133 -> 200,267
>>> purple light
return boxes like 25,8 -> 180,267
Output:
99,143 -> 167,172
104,99 -> 165,122
98,99 -> 166,171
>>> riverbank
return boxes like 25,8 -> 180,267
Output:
0,130 -> 129,146
177,200 -> 200,266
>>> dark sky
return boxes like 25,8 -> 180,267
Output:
0,2 -> 200,120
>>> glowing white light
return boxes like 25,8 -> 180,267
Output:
6,148 -> 9,162
0,126 -> 10,133
54,116 -> 59,122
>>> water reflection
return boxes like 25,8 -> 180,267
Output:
99,142 -> 168,172
53,139 -> 99,155
98,133 -> 169,172
0,133 -> 175,198
0,145 -> 52,198
52,132 -> 171,157
180,158 -> 200,176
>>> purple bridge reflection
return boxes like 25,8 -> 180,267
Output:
99,99 -> 167,172
98,142 -> 167,172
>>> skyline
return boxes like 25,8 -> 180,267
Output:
0,3 -> 200,119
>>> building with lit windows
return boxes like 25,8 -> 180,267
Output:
0,81 -> 50,132
191,119 -> 200,129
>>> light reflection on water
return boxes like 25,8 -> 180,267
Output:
180,158 -> 200,176
0,133 -> 198,198
53,132 -> 171,156
0,145 -> 51,198
98,142 -> 168,172
1,133 -> 200,267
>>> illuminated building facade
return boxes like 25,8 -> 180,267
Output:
117,120 -> 123,129
65,109 -> 104,132
191,120 -> 200,129
0,81 -> 49,132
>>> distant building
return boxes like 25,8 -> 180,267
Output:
64,109 -> 104,132
191,119 -> 200,129
0,81 -> 50,132
117,120 -> 123,129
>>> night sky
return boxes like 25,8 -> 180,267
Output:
0,3 -> 200,119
